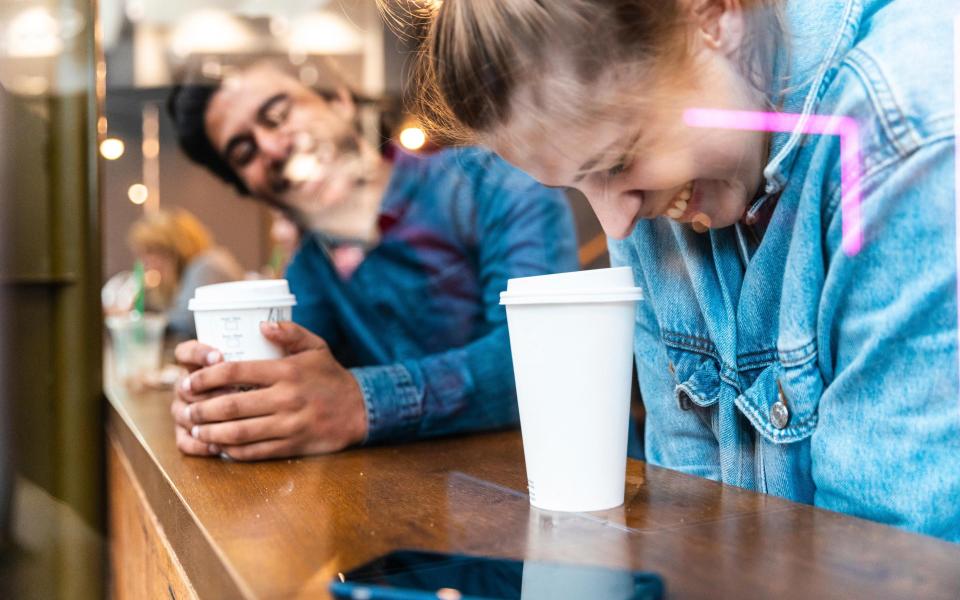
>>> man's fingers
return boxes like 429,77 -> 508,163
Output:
220,439 -> 299,462
191,415 -> 298,446
188,388 -> 281,425
260,321 -> 327,354
182,359 -> 291,394
174,340 -> 223,370
171,398 -> 194,429
174,425 -> 219,456
176,383 -> 234,405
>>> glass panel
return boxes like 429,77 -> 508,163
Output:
0,0 -> 104,598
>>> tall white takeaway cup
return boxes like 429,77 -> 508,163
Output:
500,267 -> 642,512
188,280 -> 297,362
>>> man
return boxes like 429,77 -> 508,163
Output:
167,63 -> 578,460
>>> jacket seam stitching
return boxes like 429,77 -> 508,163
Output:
843,50 -> 921,157
825,132 -> 955,218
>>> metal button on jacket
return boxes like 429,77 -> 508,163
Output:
771,379 -> 790,430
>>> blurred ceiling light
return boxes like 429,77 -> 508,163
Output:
237,0 -> 331,19
4,7 -> 64,58
128,184 -> 149,205
287,12 -> 363,56
125,0 -> 146,23
100,138 -> 126,160
169,9 -> 257,58
399,126 -> 427,151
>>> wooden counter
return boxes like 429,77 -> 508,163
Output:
106,382 -> 960,599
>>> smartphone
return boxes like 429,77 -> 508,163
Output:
329,549 -> 664,600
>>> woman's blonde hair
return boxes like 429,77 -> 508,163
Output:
385,0 -> 786,144
127,209 -> 212,275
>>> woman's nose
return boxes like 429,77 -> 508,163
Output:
581,184 -> 644,241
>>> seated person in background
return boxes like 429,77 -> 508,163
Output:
127,208 -> 244,337
166,62 -> 578,460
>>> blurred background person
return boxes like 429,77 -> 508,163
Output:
124,208 -> 243,337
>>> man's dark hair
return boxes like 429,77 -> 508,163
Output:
167,83 -> 250,195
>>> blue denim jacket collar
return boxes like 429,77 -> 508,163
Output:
760,1 -> 867,200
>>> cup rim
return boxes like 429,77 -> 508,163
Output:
499,288 -> 643,306
188,297 -> 297,312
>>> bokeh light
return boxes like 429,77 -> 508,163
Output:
99,138 -> 125,160
127,184 -> 148,205
399,127 -> 427,151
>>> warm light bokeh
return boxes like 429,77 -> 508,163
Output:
100,137 -> 125,160
399,126 -> 427,151
127,183 -> 148,205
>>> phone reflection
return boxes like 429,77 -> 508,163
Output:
522,508 -> 635,599
433,472 -> 660,599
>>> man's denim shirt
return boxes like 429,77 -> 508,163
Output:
287,147 -> 578,445
610,0 -> 960,541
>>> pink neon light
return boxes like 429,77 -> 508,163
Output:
683,108 -> 864,256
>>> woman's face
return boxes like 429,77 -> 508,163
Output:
488,29 -> 769,239
138,248 -> 178,299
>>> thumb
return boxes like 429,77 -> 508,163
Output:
260,321 -> 327,354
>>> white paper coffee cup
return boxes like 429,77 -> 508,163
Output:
188,280 -> 297,362
500,267 -> 642,512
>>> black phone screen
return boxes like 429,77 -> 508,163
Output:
331,549 -> 664,600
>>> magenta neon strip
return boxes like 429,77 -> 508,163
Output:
683,108 -> 864,256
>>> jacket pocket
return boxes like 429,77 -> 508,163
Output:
663,335 -> 723,434
735,339 -> 823,444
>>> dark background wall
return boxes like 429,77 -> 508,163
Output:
102,87 -> 272,281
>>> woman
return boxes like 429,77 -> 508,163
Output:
128,209 -> 244,337
399,0 -> 960,540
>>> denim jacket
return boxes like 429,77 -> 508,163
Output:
287,147 -> 578,444
611,0 -> 960,540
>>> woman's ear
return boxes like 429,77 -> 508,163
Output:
689,0 -> 745,56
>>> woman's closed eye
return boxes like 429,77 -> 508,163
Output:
606,162 -> 628,177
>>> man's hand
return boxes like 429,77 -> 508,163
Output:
171,339 -> 225,457
170,322 -> 368,460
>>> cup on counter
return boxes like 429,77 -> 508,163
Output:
500,267 -> 643,512
188,279 -> 297,362
106,313 -> 168,383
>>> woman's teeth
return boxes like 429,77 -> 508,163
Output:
691,213 -> 712,233
664,182 -> 711,232
665,182 -> 693,219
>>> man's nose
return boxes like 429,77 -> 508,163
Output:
254,128 -> 291,164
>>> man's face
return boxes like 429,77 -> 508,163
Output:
204,65 -> 364,216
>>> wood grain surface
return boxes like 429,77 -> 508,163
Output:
106,383 -> 960,599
